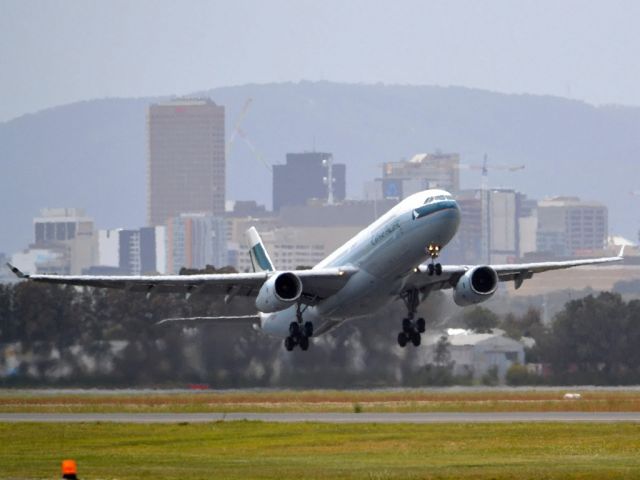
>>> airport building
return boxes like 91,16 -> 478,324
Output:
423,330 -> 525,382
272,152 -> 346,211
147,98 -> 225,226
536,197 -> 608,257
366,152 -> 460,200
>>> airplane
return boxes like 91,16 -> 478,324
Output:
7,189 -> 624,352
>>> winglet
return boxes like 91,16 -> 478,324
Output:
618,245 -> 626,258
6,263 -> 27,279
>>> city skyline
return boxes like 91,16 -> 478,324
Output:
5,141 -> 618,277
1,82 -> 638,258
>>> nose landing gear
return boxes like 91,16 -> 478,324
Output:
426,244 -> 443,276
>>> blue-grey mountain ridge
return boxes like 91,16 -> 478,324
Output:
1,81 -> 638,255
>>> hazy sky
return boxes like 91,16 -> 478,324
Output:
2,0 -> 640,122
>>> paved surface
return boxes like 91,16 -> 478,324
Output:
2,412 -> 640,423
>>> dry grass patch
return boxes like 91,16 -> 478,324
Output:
3,389 -> 640,413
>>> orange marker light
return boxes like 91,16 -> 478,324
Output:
62,459 -> 77,475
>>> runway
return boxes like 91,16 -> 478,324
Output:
2,412 -> 640,423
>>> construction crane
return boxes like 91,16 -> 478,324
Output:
226,98 -> 271,172
456,154 -> 525,191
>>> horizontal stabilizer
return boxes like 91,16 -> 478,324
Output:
156,315 -> 260,326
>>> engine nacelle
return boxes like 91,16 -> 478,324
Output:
453,266 -> 499,306
255,272 -> 303,313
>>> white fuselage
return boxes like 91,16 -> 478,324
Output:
260,189 -> 461,338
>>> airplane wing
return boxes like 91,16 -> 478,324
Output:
5,263 -> 358,305
155,315 -> 261,326
405,248 -> 625,292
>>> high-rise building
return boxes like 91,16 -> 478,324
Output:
95,227 -> 166,275
537,197 -> 608,257
147,98 -> 225,226
272,152 -> 346,211
372,152 -> 460,200
452,190 -> 483,263
166,213 -> 227,273
119,227 -> 166,275
487,189 -> 520,264
30,208 -> 96,274
452,189 -> 525,264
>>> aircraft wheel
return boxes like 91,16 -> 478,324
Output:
304,321 -> 314,337
289,322 -> 300,336
284,336 -> 295,351
427,263 -> 435,276
397,332 -> 408,348
416,317 -> 426,333
411,331 -> 421,347
299,335 -> 310,351
435,263 -> 443,275
402,318 -> 413,333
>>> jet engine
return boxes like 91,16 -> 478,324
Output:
453,266 -> 499,306
255,272 -> 303,313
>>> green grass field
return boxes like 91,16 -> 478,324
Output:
3,389 -> 640,413
2,421 -> 640,479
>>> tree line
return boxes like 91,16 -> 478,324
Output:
0,279 -> 639,387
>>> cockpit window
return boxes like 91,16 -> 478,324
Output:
424,196 -> 434,204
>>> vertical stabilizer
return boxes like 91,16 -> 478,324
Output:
246,227 -> 275,272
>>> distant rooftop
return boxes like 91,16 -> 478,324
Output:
408,152 -> 459,163
539,196 -> 605,208
35,208 -> 91,221
153,98 -> 218,107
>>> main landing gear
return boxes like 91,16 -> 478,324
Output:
397,289 -> 426,348
426,244 -> 443,276
284,304 -> 314,352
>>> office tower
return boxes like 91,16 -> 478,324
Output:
272,152 -> 346,211
96,226 -> 166,275
537,197 -> 608,257
148,98 -> 225,225
34,207 -> 96,274
379,152 -> 460,199
166,213 -> 227,273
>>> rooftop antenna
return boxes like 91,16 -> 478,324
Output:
322,154 -> 335,205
